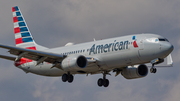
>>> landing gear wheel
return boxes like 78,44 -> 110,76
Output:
150,68 -> 157,73
97,78 -> 103,87
153,68 -> 157,73
103,79 -> 109,87
68,74 -> 74,83
62,74 -> 68,82
97,71 -> 111,87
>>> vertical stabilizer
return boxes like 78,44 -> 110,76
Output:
12,6 -> 48,50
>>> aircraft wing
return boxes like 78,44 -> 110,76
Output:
0,44 -> 65,64
0,55 -> 16,61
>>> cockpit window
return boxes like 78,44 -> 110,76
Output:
146,38 -> 169,43
158,38 -> 169,42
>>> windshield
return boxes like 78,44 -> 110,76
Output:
146,38 -> 169,43
158,38 -> 169,42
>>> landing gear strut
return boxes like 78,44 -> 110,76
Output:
62,72 -> 74,83
150,64 -> 157,73
97,71 -> 110,87
150,58 -> 164,74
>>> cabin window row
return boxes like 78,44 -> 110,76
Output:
61,49 -> 85,55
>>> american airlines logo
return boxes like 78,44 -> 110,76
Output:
132,36 -> 138,48
89,40 -> 129,55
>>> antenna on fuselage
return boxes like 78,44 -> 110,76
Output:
93,38 -> 96,41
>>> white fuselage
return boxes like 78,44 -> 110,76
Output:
16,34 -> 173,76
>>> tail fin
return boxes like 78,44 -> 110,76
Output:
12,6 -> 48,50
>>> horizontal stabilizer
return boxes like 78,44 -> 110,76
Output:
0,55 -> 16,61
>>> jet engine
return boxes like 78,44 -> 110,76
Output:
61,55 -> 87,71
121,64 -> 148,79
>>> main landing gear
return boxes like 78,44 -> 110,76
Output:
62,72 -> 74,83
97,71 -> 110,87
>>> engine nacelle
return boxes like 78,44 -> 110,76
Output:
121,64 -> 148,79
61,55 -> 87,71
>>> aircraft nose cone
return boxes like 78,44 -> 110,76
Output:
163,42 -> 174,53
170,44 -> 174,52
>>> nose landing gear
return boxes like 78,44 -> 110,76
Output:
150,64 -> 157,73
150,58 -> 164,73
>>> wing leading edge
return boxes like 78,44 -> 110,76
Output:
0,55 -> 16,61
0,43 -> 98,70
0,43 -> 65,65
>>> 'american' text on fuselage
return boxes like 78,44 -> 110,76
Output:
89,40 -> 129,55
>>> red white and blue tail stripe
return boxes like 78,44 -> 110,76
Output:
12,6 -> 36,50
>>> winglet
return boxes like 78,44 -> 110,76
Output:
167,54 -> 173,66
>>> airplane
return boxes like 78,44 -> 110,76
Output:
0,6 -> 174,87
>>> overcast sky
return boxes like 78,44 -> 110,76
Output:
0,0 -> 180,101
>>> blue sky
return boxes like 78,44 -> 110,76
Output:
0,0 -> 180,101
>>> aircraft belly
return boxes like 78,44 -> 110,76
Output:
19,62 -> 65,76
